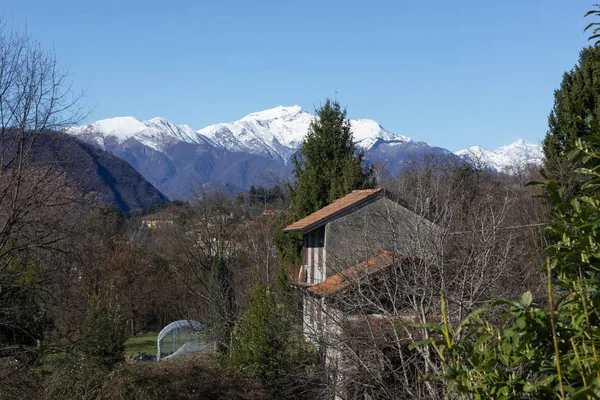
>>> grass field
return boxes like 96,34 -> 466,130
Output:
124,332 -> 158,358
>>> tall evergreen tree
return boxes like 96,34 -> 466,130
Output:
542,46 -> 600,197
289,99 -> 375,219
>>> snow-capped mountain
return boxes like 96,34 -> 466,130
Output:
196,105 -> 313,161
71,105 -> 410,163
68,107 -> 544,200
455,139 -> 543,173
69,116 -> 214,151
198,105 -> 410,162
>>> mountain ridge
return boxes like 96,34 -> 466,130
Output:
14,131 -> 169,211
455,139 -> 543,173
68,106 -> 544,200
71,105 -> 412,164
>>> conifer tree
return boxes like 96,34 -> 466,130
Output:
289,99 -> 375,219
542,46 -> 600,197
230,282 -> 319,396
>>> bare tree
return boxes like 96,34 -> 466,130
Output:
0,19 -> 86,384
0,19 -> 85,268
153,191 -> 250,353
238,213 -> 282,285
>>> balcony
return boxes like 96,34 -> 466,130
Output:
288,264 -> 309,286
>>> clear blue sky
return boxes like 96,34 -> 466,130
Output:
3,0 -> 594,151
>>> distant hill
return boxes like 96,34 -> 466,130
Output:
20,131 -> 169,212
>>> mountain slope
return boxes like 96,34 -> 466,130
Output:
455,139 -> 543,173
366,139 -> 462,174
12,131 -> 169,211
109,138 -> 287,200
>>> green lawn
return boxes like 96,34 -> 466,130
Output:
124,332 -> 158,358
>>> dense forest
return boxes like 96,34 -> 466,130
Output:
3,5 -> 600,400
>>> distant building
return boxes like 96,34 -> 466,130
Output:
141,219 -> 174,229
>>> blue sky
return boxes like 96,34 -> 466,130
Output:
3,0 -> 594,151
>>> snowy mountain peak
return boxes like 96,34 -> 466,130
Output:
197,106 -> 410,163
456,139 -> 543,173
457,145 -> 484,156
495,138 -> 540,155
88,116 -> 146,137
69,116 -> 211,151
148,116 -> 174,126
242,105 -> 307,121
351,119 -> 410,148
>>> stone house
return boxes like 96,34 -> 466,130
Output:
284,188 -> 439,341
283,188 -> 440,397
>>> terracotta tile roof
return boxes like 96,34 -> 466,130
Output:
283,188 -> 384,233
307,251 -> 409,297
343,314 -> 442,340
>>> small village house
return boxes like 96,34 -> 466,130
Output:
284,188 -> 440,398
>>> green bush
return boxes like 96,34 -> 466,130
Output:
413,118 -> 600,399
78,295 -> 128,366
230,283 -> 321,397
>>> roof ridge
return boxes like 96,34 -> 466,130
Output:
352,188 -> 383,193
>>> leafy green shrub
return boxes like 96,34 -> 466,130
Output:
230,283 -> 321,397
78,295 -> 128,366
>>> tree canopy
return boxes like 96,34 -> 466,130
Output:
416,119 -> 600,399
543,46 -> 600,196
289,99 -> 376,219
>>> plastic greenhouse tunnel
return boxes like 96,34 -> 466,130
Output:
156,320 -> 213,361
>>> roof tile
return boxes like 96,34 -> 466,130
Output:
283,188 -> 383,232
307,251 -> 407,297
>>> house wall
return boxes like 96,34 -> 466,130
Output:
303,295 -> 327,344
324,197 -> 439,276
303,226 -> 325,284
299,196 -> 440,399
303,299 -> 351,400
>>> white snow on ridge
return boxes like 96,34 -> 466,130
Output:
197,105 -> 315,160
456,139 -> 543,173
69,116 -> 147,143
351,119 -> 410,149
69,105 -> 410,162
242,105 -> 305,122
69,107 -> 542,175
70,116 -> 213,151
198,105 -> 410,162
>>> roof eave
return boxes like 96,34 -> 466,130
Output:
282,191 -> 386,233
281,226 -> 304,233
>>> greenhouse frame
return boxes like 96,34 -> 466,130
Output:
157,320 -> 212,360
